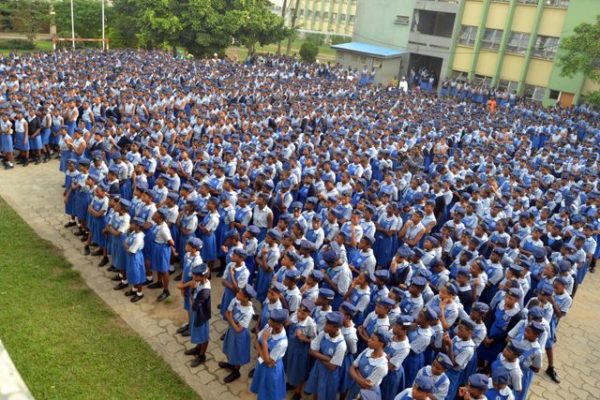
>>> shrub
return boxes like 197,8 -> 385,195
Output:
299,40 -> 319,63
331,35 -> 350,45
0,39 -> 36,50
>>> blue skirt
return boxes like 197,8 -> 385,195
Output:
256,269 -> 273,303
190,311 -> 210,345
220,288 -> 236,319
29,135 -> 42,150
120,179 -> 133,200
515,368 -> 534,400
446,368 -> 462,400
41,128 -> 51,146
403,351 -> 424,389
75,192 -> 89,221
0,134 -> 13,153
59,151 -> 71,172
380,366 -> 405,399
200,232 -> 216,262
142,229 -> 155,260
178,233 -> 193,263
151,242 -> 171,273
338,353 -> 355,392
65,191 -> 76,217
111,234 -> 127,271
91,216 -> 106,247
305,360 -> 341,400
15,132 -> 29,151
374,232 -> 394,267
183,285 -> 191,311
126,251 -> 146,285
222,327 -> 251,366
286,337 -> 311,386
347,384 -> 380,400
251,359 -> 286,400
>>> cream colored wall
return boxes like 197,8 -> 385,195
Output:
511,4 -> 537,33
485,2 -> 508,30
499,54 -> 524,82
582,77 -> 600,94
537,7 -> 565,37
462,1 -> 483,27
475,51 -> 498,77
525,58 -> 552,87
453,46 -> 473,72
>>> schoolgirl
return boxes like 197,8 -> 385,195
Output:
184,264 -> 211,367
176,237 -> 203,337
286,298 -> 317,400
150,208 -> 178,301
123,217 -> 146,302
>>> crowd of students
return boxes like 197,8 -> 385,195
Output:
0,50 -> 598,400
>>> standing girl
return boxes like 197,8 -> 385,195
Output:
185,263 -> 211,367
151,208 -> 178,301
286,298 -> 317,400
199,198 -> 220,274
176,237 -> 203,337
124,217 -> 146,302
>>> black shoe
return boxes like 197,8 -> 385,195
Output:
114,282 -> 128,290
64,221 -> 77,228
546,367 -> 560,383
174,273 -> 183,281
98,256 -> 109,267
216,270 -> 225,278
91,249 -> 103,256
190,355 -> 206,367
156,291 -> 170,302
176,324 -> 190,334
252,314 -> 259,321
147,282 -> 163,289
111,274 -> 122,282
144,278 -> 154,286
74,230 -> 86,237
590,267 -> 595,274
83,245 -> 90,255
291,393 -> 302,400
131,293 -> 144,302
22,161 -> 29,167
218,361 -> 234,370
248,368 -> 255,378
184,347 -> 199,356
223,370 -> 241,383
181,328 -> 190,337
80,236 -> 88,242
107,266 -> 117,272
220,333 -> 226,341
124,290 -> 136,297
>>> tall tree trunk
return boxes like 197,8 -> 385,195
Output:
286,0 -> 300,56
276,0 -> 288,55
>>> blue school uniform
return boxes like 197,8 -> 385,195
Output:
346,349 -> 386,400
305,332 -> 346,400
250,329 -> 288,400
182,253 -> 202,311
348,287 -> 370,326
110,216 -> 128,271
90,196 -> 108,248
190,281 -> 211,345
256,243 -> 279,302
64,173 -> 77,216
199,213 -> 218,262
222,299 -> 253,366
125,231 -> 146,285
477,303 -> 520,364
220,263 -> 249,318
0,133 -> 13,153
374,216 -> 397,267
380,339 -> 408,399
286,316 -> 316,386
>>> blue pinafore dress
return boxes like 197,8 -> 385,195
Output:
305,335 -> 344,400
250,333 -> 287,400
346,352 -> 383,400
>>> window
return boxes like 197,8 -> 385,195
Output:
314,11 -> 320,18
498,79 -> 518,93
331,12 -> 338,22
305,10 -> 312,18
298,9 -> 304,17
458,26 -> 478,46
533,35 -> 559,58
323,11 -> 329,20
517,0 -> 538,4
481,28 -> 503,50
549,89 -> 560,100
507,32 -> 530,54
545,0 -> 569,7
524,84 -> 546,102
348,15 -> 355,24
339,13 -> 346,22
472,74 -> 490,85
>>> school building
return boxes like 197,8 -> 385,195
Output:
276,0 -> 358,37
448,0 -> 600,107
330,0 -> 599,106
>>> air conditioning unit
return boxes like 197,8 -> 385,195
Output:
395,15 -> 410,25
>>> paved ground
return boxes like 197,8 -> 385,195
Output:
0,160 -> 599,400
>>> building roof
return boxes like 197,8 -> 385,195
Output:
331,42 -> 407,59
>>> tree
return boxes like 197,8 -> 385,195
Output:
55,0 -> 114,46
230,0 -> 289,56
110,0 -> 141,48
558,16 -> 600,105
286,0 -> 300,56
136,0 -> 182,53
299,40 -> 318,63
0,0 -> 49,42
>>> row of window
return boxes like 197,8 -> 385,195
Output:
458,26 -> 559,58
477,0 -> 569,7
452,73 -> 548,102
300,0 -> 357,5
299,9 -> 355,24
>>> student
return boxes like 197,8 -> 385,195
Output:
442,319 -> 476,399
394,374 -> 436,400
491,342 -> 524,393
176,237 -> 203,337
220,285 -> 256,383
286,298 -> 317,400
346,326 -> 390,399
14,110 -> 29,166
250,308 -> 289,400
305,311 -> 347,400
0,112 -> 14,169
63,159 -> 79,225
184,263 -> 211,367
457,373 -> 489,400
220,247 -> 249,318
545,276 -> 572,383
413,353 -> 452,400
485,366 -> 515,400
512,321 -> 544,400
108,198 -> 131,277
380,315 -> 412,399
338,302 -> 359,399
282,269 -> 302,313
255,229 -> 282,302
358,298 -> 393,353
149,208 -> 178,301
73,160 -> 91,238
198,197 -> 220,273
403,306 -> 437,387
345,272 -> 372,326
258,283 -> 284,331
85,182 -> 109,257
123,216 -> 146,302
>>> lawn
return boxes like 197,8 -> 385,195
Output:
0,40 -> 54,56
0,198 -> 199,400
226,38 -> 337,62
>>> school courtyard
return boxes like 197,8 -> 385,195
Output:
0,160 -> 598,399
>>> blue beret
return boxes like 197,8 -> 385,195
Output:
187,237 -> 203,250
300,298 -> 315,313
435,353 -> 453,370
119,198 -> 131,209
378,298 -> 395,309
468,373 -> 489,390
374,269 -> 390,282
232,247 -> 246,258
269,308 -> 289,324
325,311 -> 343,326
491,366 -> 511,385
374,326 -> 392,345
413,375 -> 434,392
310,269 -> 324,282
472,302 -> 490,314
247,225 -> 260,236
507,287 -> 523,299
396,315 -> 413,327
411,276 -> 427,288
424,306 -> 438,321
284,269 -> 301,280
242,285 -> 256,299
268,228 -> 282,241
318,288 -> 335,300
132,217 -> 146,226
191,263 -> 209,276
270,282 -> 286,293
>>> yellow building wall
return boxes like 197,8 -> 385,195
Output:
453,46 -> 473,73
582,78 -> 600,94
526,59 -> 553,87
485,3 -> 508,30
511,5 -> 537,33
462,1 -> 483,27
537,8 -> 566,37
475,51 -> 499,77
499,54 -> 524,82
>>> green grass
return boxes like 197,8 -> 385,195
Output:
0,198 -> 199,400
227,38 -> 337,62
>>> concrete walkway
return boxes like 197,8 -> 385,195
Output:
0,160 -> 599,400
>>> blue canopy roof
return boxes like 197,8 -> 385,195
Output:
331,42 -> 407,59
